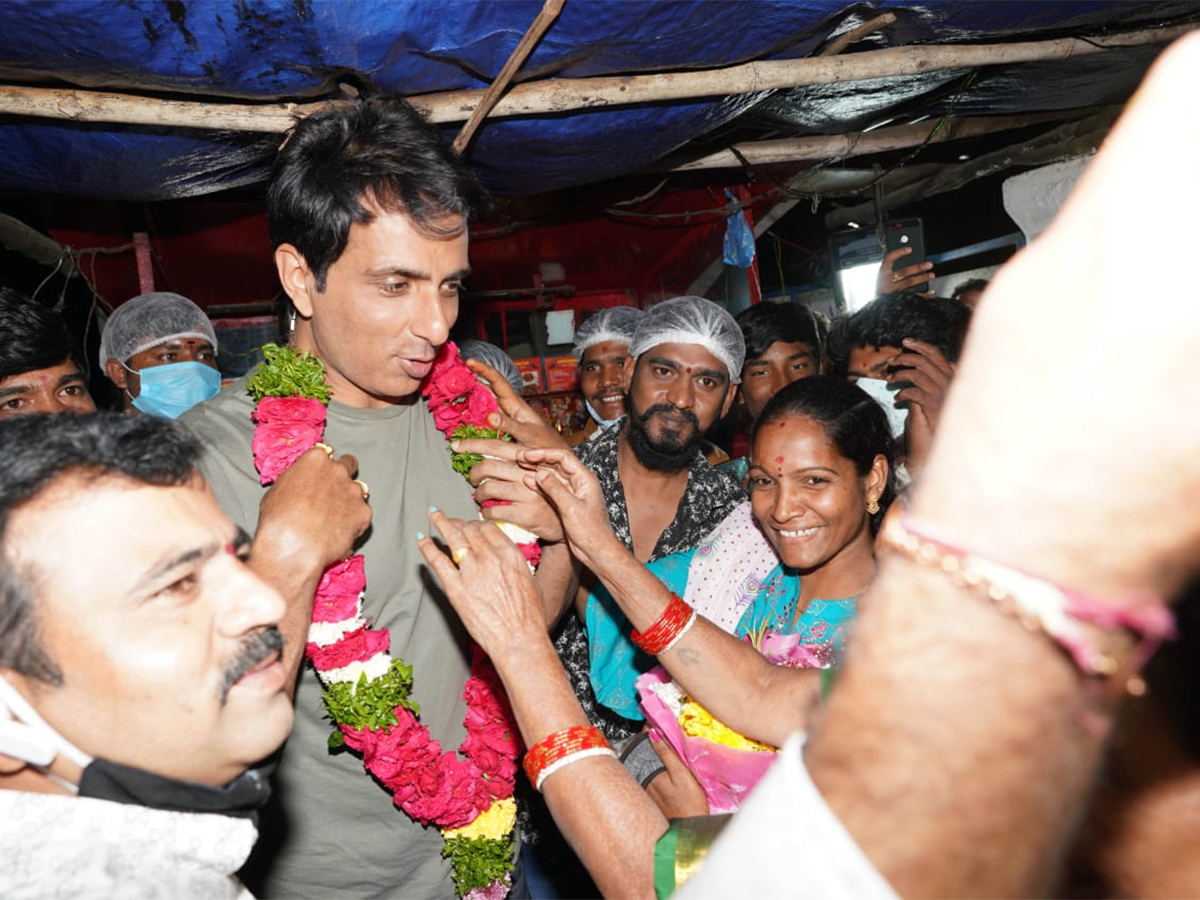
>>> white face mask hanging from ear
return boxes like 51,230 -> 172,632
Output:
0,673 -> 273,818
0,674 -> 91,793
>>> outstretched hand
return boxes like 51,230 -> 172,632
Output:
417,509 -> 546,658
453,359 -> 570,541
465,358 -> 568,450
516,446 -> 616,567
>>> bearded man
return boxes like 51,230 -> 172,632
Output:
558,296 -> 746,743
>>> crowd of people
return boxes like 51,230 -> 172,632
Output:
2,29 -> 1200,900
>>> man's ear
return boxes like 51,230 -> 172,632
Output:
623,354 -> 637,389
719,382 -> 738,419
275,244 -> 316,319
0,670 -> 45,774
103,359 -> 128,390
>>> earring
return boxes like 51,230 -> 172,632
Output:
867,497 -> 880,515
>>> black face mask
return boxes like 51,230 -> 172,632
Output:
78,758 -> 274,822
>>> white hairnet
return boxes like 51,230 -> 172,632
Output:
458,340 -> 524,395
572,306 -> 645,359
629,296 -> 745,384
99,292 -> 218,365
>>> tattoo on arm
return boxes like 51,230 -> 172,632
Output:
676,646 -> 700,667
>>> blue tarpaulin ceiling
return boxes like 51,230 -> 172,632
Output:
0,1 -> 1198,201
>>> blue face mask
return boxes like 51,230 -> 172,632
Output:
128,361 -> 221,419
585,399 -> 624,430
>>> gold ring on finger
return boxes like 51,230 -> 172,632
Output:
451,547 -> 470,565
353,479 -> 370,502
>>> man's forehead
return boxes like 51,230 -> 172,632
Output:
142,336 -> 212,351
7,472 -> 226,583
639,341 -> 728,375
849,343 -> 900,368
748,340 -> 816,364
0,360 -> 84,391
582,342 -> 630,363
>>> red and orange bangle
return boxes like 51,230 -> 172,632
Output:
631,592 -> 697,655
523,726 -> 615,791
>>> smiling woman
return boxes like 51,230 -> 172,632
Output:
504,376 -> 894,765
742,376 -> 894,631
579,376 -> 895,736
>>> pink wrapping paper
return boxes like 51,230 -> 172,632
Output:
635,633 -> 833,813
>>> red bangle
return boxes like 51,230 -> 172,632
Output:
631,593 -> 696,655
523,726 -> 612,791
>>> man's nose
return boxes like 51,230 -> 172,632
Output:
217,556 -> 288,638
410,288 -> 453,346
666,377 -> 694,409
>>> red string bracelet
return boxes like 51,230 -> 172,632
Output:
523,726 -> 614,791
631,592 -> 697,655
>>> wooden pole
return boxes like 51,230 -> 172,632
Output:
660,110 -> 1086,171
818,12 -> 896,58
0,23 -> 1189,132
822,109 -> 1120,229
413,23 -> 1193,122
452,0 -> 565,155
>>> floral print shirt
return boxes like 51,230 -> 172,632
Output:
555,423 -> 745,742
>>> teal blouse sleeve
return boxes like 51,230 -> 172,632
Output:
585,548 -> 696,719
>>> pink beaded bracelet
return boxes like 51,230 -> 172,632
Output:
878,512 -> 1176,727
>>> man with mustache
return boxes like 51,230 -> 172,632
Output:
559,296 -> 746,742
0,412 -> 296,896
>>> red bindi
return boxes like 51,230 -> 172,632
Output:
685,366 -> 692,373
774,456 -> 783,463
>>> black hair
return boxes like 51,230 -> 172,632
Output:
267,95 -> 490,291
752,375 -> 896,533
0,286 -> 84,380
951,279 -> 989,302
735,301 -> 825,366
825,294 -> 972,377
0,413 -> 199,685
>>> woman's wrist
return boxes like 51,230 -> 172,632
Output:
574,529 -> 631,578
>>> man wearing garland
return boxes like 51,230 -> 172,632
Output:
182,98 -> 564,897
0,412 -> 293,896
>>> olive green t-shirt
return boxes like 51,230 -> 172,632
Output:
183,378 -> 478,899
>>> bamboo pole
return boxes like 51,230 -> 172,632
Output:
0,23 -> 1189,132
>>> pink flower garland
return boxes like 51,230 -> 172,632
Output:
250,342 -> 529,899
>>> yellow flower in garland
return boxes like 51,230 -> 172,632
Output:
443,797 -> 517,842
679,698 -> 775,752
